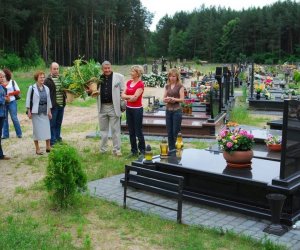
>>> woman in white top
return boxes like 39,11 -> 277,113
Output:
26,71 -> 52,155
1,68 -> 22,139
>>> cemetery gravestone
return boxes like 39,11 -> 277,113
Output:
280,100 -> 300,179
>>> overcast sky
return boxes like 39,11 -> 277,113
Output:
140,0 -> 281,31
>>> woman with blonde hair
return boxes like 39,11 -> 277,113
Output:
121,65 -> 145,157
26,71 -> 52,155
163,68 -> 184,155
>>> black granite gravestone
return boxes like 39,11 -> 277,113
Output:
280,100 -> 300,179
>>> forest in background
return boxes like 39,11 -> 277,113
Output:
0,0 -> 300,69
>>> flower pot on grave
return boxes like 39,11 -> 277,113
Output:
267,144 -> 282,152
188,106 -> 192,115
256,92 -> 261,100
223,150 -> 253,168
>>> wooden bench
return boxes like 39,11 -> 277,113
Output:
123,165 -> 184,223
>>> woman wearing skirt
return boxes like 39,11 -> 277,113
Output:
26,71 -> 52,155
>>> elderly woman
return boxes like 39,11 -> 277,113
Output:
1,68 -> 22,139
0,70 -> 10,160
163,68 -> 184,155
121,65 -> 145,157
26,71 -> 52,155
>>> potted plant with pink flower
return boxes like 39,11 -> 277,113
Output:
217,127 -> 255,168
265,134 -> 282,151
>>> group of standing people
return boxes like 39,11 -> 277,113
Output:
98,62 -> 184,157
0,60 -> 184,160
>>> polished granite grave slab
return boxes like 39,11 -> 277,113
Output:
152,149 -> 280,183
127,148 -> 300,225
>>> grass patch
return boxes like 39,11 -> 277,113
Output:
229,105 -> 271,127
0,216 -> 75,249
68,97 -> 97,107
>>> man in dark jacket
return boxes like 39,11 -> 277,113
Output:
44,62 -> 66,146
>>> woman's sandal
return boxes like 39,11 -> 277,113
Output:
36,151 -> 43,155
46,149 -> 51,153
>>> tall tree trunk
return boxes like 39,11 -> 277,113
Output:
42,11 -> 49,63
67,9 -> 73,65
90,10 -> 94,58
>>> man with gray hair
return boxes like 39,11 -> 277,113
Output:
97,61 -> 124,156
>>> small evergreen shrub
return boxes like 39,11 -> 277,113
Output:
44,143 -> 87,208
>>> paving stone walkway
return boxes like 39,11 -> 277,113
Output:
88,174 -> 300,250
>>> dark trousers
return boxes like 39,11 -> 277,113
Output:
126,107 -> 145,154
166,109 -> 182,150
50,105 -> 64,145
0,117 -> 4,158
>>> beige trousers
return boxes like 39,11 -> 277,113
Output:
98,103 -> 121,153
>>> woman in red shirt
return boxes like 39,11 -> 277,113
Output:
121,65 -> 145,157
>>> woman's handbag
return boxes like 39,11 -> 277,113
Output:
12,80 -> 21,100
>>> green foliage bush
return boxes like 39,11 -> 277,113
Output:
293,71 -> 300,83
0,51 -> 22,71
23,37 -> 45,68
44,143 -> 87,208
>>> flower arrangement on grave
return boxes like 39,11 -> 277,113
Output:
264,76 -> 273,88
265,134 -> 282,151
142,72 -> 167,87
254,83 -> 265,94
264,89 -> 271,100
61,58 -> 100,99
217,127 -> 255,153
265,134 -> 282,145
226,121 -> 239,127
181,99 -> 194,115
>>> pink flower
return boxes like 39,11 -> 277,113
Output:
247,134 -> 254,139
230,135 -> 236,140
226,142 -> 233,148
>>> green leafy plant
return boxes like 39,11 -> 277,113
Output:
61,58 -> 100,98
44,143 -> 87,208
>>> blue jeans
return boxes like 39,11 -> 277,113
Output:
0,117 -> 4,158
50,105 -> 65,145
126,107 -> 145,154
166,109 -> 182,150
2,100 -> 22,138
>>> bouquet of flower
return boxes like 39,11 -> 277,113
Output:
254,83 -> 265,93
182,99 -> 195,108
217,127 -> 255,153
265,135 -> 281,145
